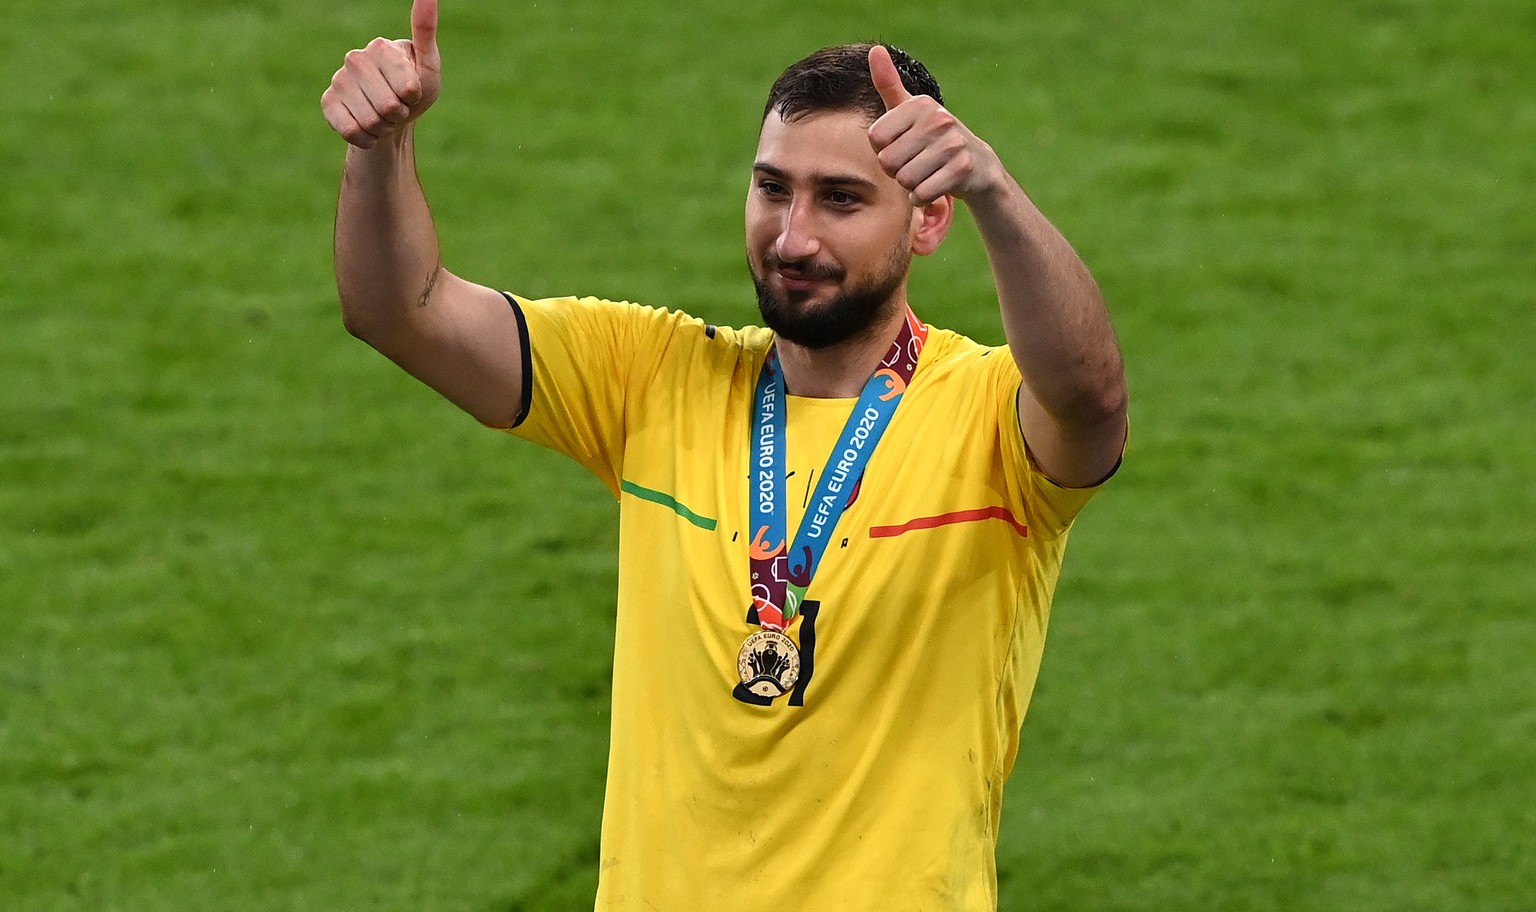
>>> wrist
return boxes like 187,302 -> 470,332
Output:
960,161 -> 1020,212
344,125 -> 417,180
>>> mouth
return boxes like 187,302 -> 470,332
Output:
775,270 -> 826,293
766,257 -> 842,294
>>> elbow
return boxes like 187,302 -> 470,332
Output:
338,298 -> 392,345
340,306 -> 372,342
1057,368 -> 1128,430
1093,374 -> 1129,426
1091,347 -> 1130,424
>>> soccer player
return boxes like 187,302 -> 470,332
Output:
323,1 -> 1128,908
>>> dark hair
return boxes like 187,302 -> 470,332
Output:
763,42 -> 943,124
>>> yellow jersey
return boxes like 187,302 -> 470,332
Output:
502,294 -> 1108,911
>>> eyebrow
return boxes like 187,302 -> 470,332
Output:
753,162 -> 879,192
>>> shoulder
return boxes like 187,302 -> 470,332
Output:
898,326 -> 1021,454
913,325 -> 1020,387
514,294 -> 697,336
515,295 -> 773,353
513,294 -> 779,391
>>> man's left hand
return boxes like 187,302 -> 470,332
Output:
866,45 -> 1004,206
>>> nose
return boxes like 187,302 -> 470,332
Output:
775,199 -> 821,263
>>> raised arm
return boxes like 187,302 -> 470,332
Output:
866,47 -> 1127,488
321,0 -> 526,428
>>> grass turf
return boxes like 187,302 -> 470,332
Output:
3,0 -> 1533,908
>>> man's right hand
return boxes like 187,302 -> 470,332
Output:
322,0 -> 442,148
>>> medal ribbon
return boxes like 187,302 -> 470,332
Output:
748,307 -> 928,631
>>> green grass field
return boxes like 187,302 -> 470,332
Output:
4,0 -> 1534,908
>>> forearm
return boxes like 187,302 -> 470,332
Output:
334,125 -> 442,341
968,174 -> 1126,425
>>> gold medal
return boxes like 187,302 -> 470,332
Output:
737,630 -> 801,698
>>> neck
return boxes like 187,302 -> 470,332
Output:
774,304 -> 909,398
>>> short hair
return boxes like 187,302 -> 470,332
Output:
763,42 -> 944,124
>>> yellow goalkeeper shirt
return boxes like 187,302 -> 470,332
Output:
502,294 -> 1108,912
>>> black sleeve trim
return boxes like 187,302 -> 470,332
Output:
500,291 -> 534,429
1056,453 -> 1123,490
1014,376 -> 1125,490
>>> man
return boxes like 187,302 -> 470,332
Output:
322,1 -> 1127,909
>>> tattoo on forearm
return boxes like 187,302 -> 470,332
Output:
417,263 -> 440,308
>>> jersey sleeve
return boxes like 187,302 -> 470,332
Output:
497,294 -> 681,498
987,348 -> 1118,538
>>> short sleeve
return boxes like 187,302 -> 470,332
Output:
498,294 -> 681,497
987,350 -> 1117,538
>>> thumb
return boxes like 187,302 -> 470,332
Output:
411,0 -> 440,71
868,45 -> 913,111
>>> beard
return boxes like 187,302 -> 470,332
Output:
750,245 -> 910,350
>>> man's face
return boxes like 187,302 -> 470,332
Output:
746,108 -> 917,349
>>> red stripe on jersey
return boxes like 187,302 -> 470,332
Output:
868,507 -> 1029,540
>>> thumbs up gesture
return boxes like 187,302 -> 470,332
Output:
322,0 -> 443,148
866,45 -> 1001,206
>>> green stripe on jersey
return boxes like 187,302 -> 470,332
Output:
620,480 -> 718,531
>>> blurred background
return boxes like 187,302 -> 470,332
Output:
3,0 -> 1533,908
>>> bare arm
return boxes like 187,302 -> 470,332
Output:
866,46 -> 1126,487
966,177 -> 1127,488
322,0 -> 525,428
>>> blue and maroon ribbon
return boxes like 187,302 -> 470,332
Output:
747,307 -> 928,630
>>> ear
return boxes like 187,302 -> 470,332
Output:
910,195 -> 954,257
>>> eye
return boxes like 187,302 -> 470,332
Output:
827,189 -> 860,207
757,179 -> 788,198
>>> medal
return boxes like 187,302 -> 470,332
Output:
737,629 -> 801,698
735,307 -> 928,705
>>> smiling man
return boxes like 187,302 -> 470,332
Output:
324,2 -> 1126,909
